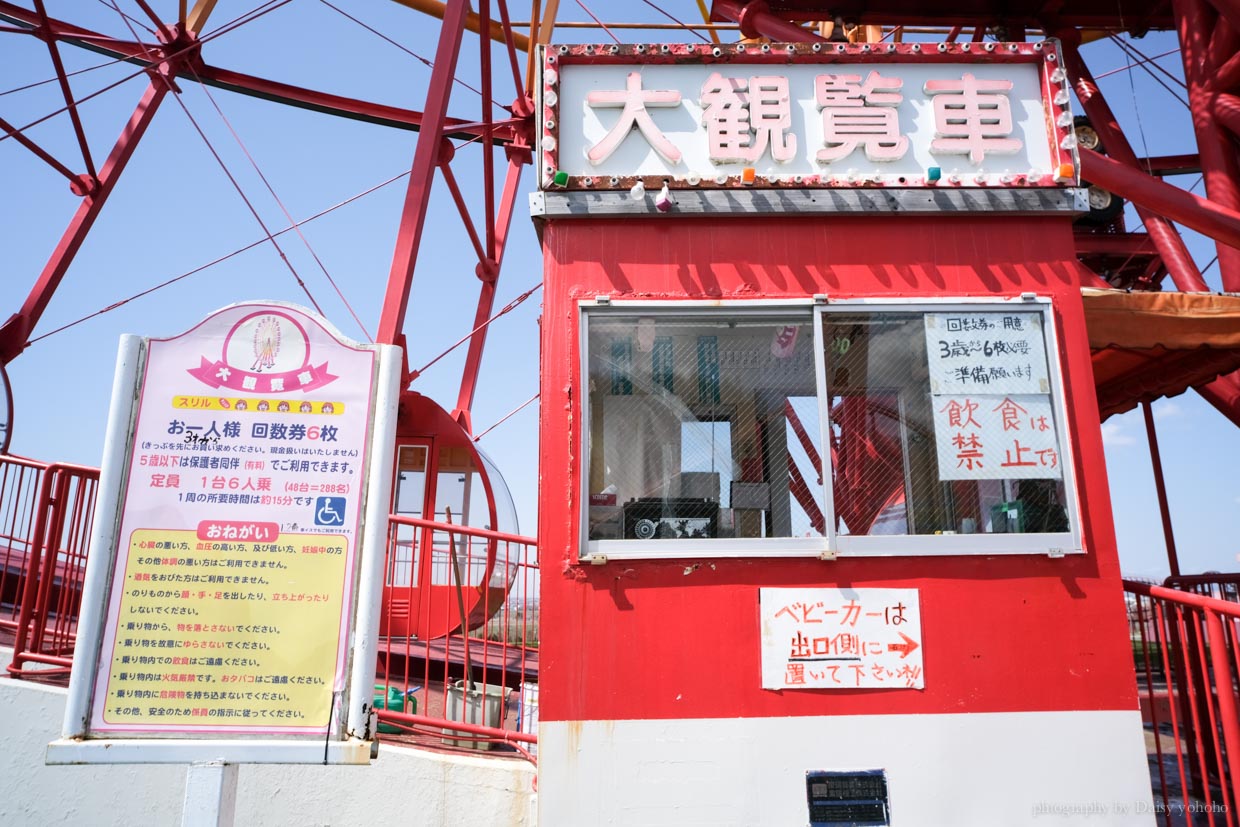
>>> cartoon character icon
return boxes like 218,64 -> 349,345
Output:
235,400 -> 248,411
321,402 -> 334,414
257,400 -> 270,412
299,401 -> 313,413
277,401 -> 290,413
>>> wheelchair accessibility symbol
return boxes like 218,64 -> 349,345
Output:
314,496 -> 346,527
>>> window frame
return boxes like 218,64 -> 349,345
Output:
577,297 -> 1084,561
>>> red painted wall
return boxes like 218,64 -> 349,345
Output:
536,214 -> 1137,722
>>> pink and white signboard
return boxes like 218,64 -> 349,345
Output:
541,42 -> 1077,190
760,587 -> 924,690
86,303 -> 386,737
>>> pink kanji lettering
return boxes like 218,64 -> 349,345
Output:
816,71 -> 908,163
924,73 -> 1023,164
700,72 -> 797,164
586,72 -> 683,165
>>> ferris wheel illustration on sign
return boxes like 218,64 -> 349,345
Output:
251,316 -> 282,373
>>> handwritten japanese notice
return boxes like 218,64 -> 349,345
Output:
760,588 -> 923,690
924,311 -> 1049,396
90,303 -> 379,735
925,311 -> 1063,481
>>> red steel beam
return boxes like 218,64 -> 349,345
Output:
0,113 -> 79,185
1176,0 -> 1240,291
1142,400 -> 1182,578
31,0 -> 96,181
1080,148 -> 1240,253
1073,233 -> 1158,255
1196,373 -> 1240,427
453,145 -> 531,428
1061,33 -> 1209,292
377,0 -> 471,350
0,2 -> 508,144
0,81 -> 170,364
1141,154 -> 1202,176
711,0 -> 827,42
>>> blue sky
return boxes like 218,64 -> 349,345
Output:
1,2 -> 1236,578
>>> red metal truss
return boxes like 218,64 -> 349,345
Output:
0,80 -> 172,364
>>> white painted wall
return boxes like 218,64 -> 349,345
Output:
541,712 -> 1156,826
1,675 -> 536,826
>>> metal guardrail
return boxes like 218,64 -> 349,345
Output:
1126,578 -> 1240,826
2,455 -> 98,677
375,515 -> 539,763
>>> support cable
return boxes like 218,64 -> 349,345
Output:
574,0 -> 621,44
409,282 -> 542,380
1108,36 -> 1190,109
1110,36 -> 1187,90
0,53 -> 133,98
1095,47 -> 1182,81
638,0 -> 710,43
92,0 -> 157,36
26,169 -> 412,347
187,66 -> 374,340
106,1 -> 325,315
316,0 -> 499,108
473,393 -> 539,442
0,0 -> 295,145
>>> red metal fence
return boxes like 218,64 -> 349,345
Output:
1127,578 -> 1240,826
375,515 -> 539,761
1,455 -> 98,677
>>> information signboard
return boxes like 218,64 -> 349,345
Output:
49,302 -> 400,765
760,587 -> 923,690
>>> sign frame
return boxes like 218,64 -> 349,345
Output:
48,302 -> 401,765
538,40 -> 1080,198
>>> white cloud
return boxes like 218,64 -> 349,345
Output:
1101,421 -> 1136,447
1154,399 -> 1183,420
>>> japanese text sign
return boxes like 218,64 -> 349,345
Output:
760,587 -> 924,690
541,41 -> 1076,192
925,311 -> 1050,395
925,310 -> 1063,481
88,303 -> 385,738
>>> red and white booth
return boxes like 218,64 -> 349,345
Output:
532,41 -> 1153,826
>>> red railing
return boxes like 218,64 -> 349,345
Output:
375,515 -> 539,761
2,456 -> 99,677
1127,578 -> 1240,826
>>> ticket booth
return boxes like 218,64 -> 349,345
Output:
532,41 -> 1153,825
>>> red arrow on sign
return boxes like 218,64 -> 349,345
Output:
887,632 -> 920,659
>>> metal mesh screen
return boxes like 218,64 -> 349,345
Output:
823,309 -> 1070,537
586,313 -> 822,541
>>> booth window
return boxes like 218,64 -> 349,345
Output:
581,301 -> 1079,557
822,307 -> 1072,541
585,312 -> 821,542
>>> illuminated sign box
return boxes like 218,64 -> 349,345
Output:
537,41 -> 1081,211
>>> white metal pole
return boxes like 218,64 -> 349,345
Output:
345,344 -> 402,743
59,334 -> 144,739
